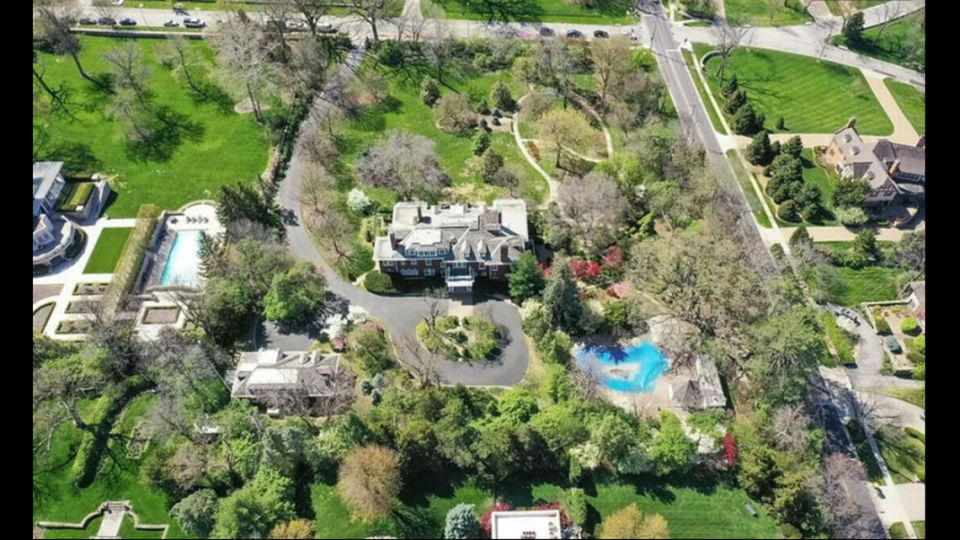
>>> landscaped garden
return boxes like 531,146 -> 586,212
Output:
433,0 -> 639,24
417,315 -> 502,361
833,9 -> 925,71
84,228 -> 133,274
883,79 -> 925,135
33,36 -> 271,217
723,0 -> 812,27
695,44 -> 893,135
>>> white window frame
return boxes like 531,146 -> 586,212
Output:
452,261 -> 466,268
424,268 -> 436,277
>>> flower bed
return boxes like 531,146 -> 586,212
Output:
417,315 -> 501,361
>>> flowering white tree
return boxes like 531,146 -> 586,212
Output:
347,305 -> 369,324
569,442 -> 603,470
346,188 -> 372,214
323,313 -> 348,340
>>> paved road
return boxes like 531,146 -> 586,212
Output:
855,391 -> 925,434
274,49 -> 528,386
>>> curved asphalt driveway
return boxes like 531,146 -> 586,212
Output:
275,50 -> 528,387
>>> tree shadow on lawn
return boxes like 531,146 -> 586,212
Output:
124,105 -> 205,163
188,81 -> 236,114
35,141 -> 103,175
441,0 -> 545,23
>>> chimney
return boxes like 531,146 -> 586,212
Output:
917,135 -> 925,148
500,245 -> 509,262
389,232 -> 398,249
889,160 -> 901,176
845,117 -> 857,130
416,206 -> 422,223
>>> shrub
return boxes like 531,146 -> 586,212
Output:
917,465 -> 925,483
492,117 -> 501,126
905,427 -> 925,445
836,206 -> 869,227
777,200 -> 799,221
566,488 -> 587,525
420,77 -> 440,106
436,316 -> 460,332
347,188 -> 372,214
770,140 -> 781,156
724,88 -> 747,114
526,140 -> 540,160
480,503 -> 514,538
364,270 -> 396,295
361,380 -> 373,395
884,335 -> 902,354
775,117 -> 785,131
721,74 -> 739,98
874,315 -> 892,335
473,129 -> 491,156
370,389 -> 382,405
446,503 -> 480,539
900,317 -> 919,334
914,335 -> 925,354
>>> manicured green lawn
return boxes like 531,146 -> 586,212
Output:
806,266 -> 907,307
824,0 -> 881,17
687,21 -> 712,27
314,474 -> 778,538
884,79 -> 925,135
696,44 -> 893,135
43,516 -> 164,539
888,522 -> 908,539
33,36 -> 270,218
875,386 -> 925,409
875,427 -> 925,484
682,49 -> 726,134
84,228 -> 134,274
822,311 -> 856,365
723,0 -> 812,27
913,521 -> 926,539
339,64 -> 548,205
725,150 -> 771,228
433,0 -> 638,24
833,10 -> 925,71
32,395 -> 188,539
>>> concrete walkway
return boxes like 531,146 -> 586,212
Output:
856,391 -> 925,434
779,225 -> 915,243
864,72 -> 921,142
513,94 -> 559,209
805,1 -> 835,21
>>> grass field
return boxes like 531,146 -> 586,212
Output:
806,265 -> 908,307
822,311 -> 856,365
83,228 -> 134,274
875,427 -> 925,484
32,395 -> 188,539
55,182 -> 95,212
723,0 -> 812,27
696,44 -> 893,135
314,473 -> 778,538
433,0 -> 638,24
874,386 -> 925,409
833,9 -> 925,71
883,79 -> 925,135
725,150 -> 771,228
824,0 -> 881,17
682,49 -> 726,134
33,36 -> 270,218
339,65 -> 548,205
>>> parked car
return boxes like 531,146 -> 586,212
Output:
593,30 -> 609,38
97,17 -> 117,26
538,27 -> 554,36
285,19 -> 308,31
566,29 -> 583,38
183,18 -> 206,28
119,18 -> 137,26
79,17 -> 98,25
163,19 -> 179,27
317,24 -> 337,34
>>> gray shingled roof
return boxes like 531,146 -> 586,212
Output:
231,350 -> 343,398
832,128 -> 893,191
909,281 -> 925,309
872,140 -> 925,178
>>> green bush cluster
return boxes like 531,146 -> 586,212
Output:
874,314 -> 892,335
364,270 -> 397,295
900,317 -> 919,334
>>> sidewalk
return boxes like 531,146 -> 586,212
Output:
780,226 -> 911,243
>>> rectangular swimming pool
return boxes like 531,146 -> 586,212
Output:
159,229 -> 203,287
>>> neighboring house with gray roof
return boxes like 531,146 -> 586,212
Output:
823,119 -> 926,207
226,349 -> 350,416
373,199 -> 530,293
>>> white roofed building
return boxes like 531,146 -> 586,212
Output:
227,349 -> 352,416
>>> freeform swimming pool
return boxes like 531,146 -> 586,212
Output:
575,341 -> 670,393
159,230 -> 203,287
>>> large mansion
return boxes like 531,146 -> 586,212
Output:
373,199 -> 529,293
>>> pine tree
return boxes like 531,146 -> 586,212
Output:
473,129 -> 491,156
747,130 -> 773,165
843,12 -> 865,44
491,80 -> 515,112
509,252 -> 545,304
445,504 -> 480,539
542,259 -> 582,332
775,117 -> 785,131
733,102 -> 760,135
721,73 -> 739,98
420,77 -> 440,106
724,88 -> 747,114
781,135 -> 803,159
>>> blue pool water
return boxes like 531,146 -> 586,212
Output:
575,342 -> 670,393
159,230 -> 203,287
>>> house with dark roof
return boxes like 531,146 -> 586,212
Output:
373,199 -> 530,293
226,349 -> 350,416
822,119 -> 926,207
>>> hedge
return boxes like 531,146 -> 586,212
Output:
55,182 -> 95,211
905,427 -> 925,445
70,376 -> 150,487
363,270 -> 396,295
102,204 -> 160,319
874,315 -> 892,335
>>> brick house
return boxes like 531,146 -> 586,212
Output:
822,118 -> 926,207
372,199 -> 529,293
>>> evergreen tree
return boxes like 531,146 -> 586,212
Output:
721,73 -> 739,98
542,259 -> 582,332
445,503 -> 480,539
733,102 -> 761,135
775,117 -> 785,131
789,225 -> 812,250
781,135 -> 803,159
747,130 -> 773,165
777,200 -> 799,221
509,252 -> 545,304
490,80 -> 515,111
771,140 -> 782,157
844,12 -> 865,44
724,88 -> 747,114
420,77 -> 440,106
473,129 -> 491,156
480,149 -> 504,181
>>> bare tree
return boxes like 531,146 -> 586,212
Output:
816,454 -> 882,539
263,1 -> 293,59
712,19 -> 751,81
91,0 -> 120,21
159,36 -> 213,99
591,36 -> 633,106
872,1 -> 905,46
570,358 -> 604,402
106,87 -> 155,146
771,404 -> 812,456
287,0 -> 333,35
852,392 -> 902,431
210,14 -> 275,124
285,35 -> 332,97
348,0 -> 403,43
555,172 -> 627,255
433,92 -> 476,133
338,445 -> 402,522
401,335 -> 442,387
103,41 -> 152,102
32,51 -> 73,118
34,0 -> 110,90
355,131 -> 451,200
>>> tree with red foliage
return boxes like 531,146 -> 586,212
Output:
723,432 -> 738,468
539,263 -> 553,278
480,503 -> 514,538
603,246 -> 624,268
570,259 -> 602,282
534,502 -> 571,529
